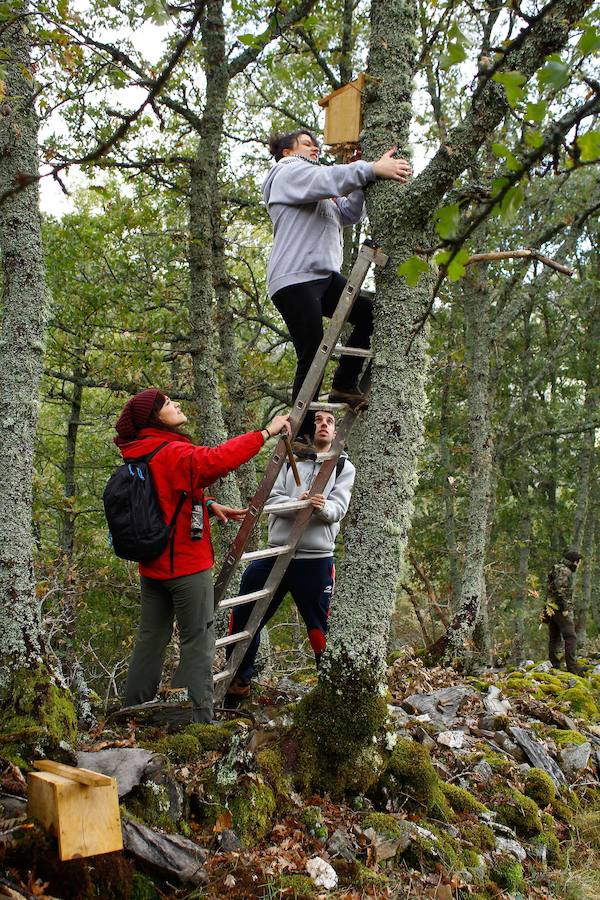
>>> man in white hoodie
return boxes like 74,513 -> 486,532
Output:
263,129 -> 411,452
226,411 -> 355,697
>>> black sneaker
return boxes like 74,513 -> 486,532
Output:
291,435 -> 317,459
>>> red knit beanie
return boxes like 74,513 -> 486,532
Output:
115,389 -> 165,440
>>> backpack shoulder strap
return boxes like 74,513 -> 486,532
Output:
286,456 -> 346,478
143,441 -> 169,463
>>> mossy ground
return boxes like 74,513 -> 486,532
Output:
504,669 -> 600,721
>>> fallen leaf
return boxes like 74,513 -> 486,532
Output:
213,810 -> 233,833
224,873 -> 236,888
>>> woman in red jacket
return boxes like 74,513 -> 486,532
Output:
115,388 -> 290,723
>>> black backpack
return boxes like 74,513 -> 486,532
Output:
103,442 -> 187,565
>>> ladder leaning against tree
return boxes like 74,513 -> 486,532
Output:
212,240 -> 389,703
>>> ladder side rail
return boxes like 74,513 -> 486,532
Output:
286,243 -> 376,438
214,243 -> 379,607
214,453 -> 340,704
213,377 -> 370,703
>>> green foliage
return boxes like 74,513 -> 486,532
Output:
492,71 -> 527,107
397,255 -> 429,286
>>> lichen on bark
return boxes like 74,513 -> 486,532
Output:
0,6 -> 70,746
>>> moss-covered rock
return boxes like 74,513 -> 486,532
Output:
551,796 -> 575,824
183,721 -> 238,752
490,786 -> 543,837
442,782 -> 487,815
402,823 -> 460,872
126,782 -> 177,832
481,750 -> 513,776
300,805 -> 327,840
216,777 -> 276,846
458,821 -> 496,852
532,825 -> 566,868
0,664 -> 76,768
145,732 -> 200,764
362,811 -> 405,840
489,854 -> 524,892
256,747 -> 293,803
524,768 -> 556,807
547,728 -> 588,747
380,738 -> 453,820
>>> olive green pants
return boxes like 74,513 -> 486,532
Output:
124,569 -> 215,722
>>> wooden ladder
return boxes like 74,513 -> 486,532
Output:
212,240 -> 388,702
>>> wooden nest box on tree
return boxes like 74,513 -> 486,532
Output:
319,73 -> 365,155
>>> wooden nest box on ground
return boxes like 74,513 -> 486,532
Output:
319,73 -> 365,150
27,759 -> 123,860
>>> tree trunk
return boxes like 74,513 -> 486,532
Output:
60,367 -> 84,562
444,267 -> 493,667
187,0 -> 243,544
439,344 -> 461,611
575,460 -> 597,644
295,0 -> 424,793
295,0 -> 592,788
0,4 -> 75,745
212,209 -> 257,506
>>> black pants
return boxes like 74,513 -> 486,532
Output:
227,556 -> 334,683
272,272 -> 374,439
547,611 -> 578,673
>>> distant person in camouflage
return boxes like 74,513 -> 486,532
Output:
542,550 -> 582,674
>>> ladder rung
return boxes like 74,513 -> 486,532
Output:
263,499 -> 311,514
308,402 -> 349,412
316,451 -> 338,461
215,630 -> 252,649
218,587 -> 272,610
241,545 -> 292,562
213,669 -> 232,683
333,345 -> 373,358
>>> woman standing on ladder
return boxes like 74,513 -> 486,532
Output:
262,129 -> 412,454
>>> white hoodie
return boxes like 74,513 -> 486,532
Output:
266,452 -> 355,559
262,156 -> 375,297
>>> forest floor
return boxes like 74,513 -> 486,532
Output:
4,646 -> 600,899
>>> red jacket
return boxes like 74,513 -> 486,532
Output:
120,427 -> 264,579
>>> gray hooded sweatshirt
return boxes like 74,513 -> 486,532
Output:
267,451 -> 355,559
262,156 -> 376,297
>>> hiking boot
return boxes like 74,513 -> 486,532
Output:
226,677 -> 251,699
328,387 -> 369,410
291,435 -> 317,459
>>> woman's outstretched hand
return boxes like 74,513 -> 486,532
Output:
372,147 -> 412,182
267,413 -> 291,438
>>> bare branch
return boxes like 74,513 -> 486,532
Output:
465,249 -> 574,275
0,2 -> 206,204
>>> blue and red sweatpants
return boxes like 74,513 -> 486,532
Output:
227,555 -> 335,684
